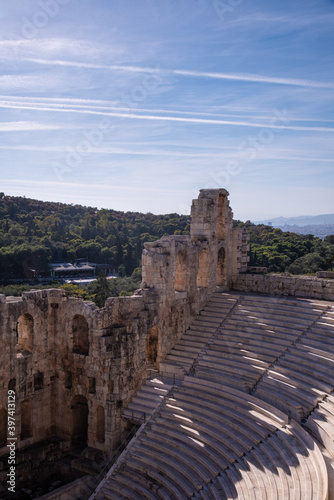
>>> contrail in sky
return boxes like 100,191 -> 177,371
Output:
1,98 -> 334,132
24,58 -> 334,89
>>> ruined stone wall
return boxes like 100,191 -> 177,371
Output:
0,188 -> 249,463
0,289 -> 159,460
232,273 -> 334,301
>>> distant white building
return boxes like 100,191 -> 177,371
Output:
48,260 -> 117,281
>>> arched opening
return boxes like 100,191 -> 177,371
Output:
8,379 -> 16,391
197,248 -> 210,288
217,193 -> 225,240
17,313 -> 34,352
217,247 -> 226,285
0,409 -> 7,447
21,401 -> 32,440
146,326 -> 160,366
96,406 -> 105,443
34,372 -> 44,391
175,250 -> 187,292
89,377 -> 96,394
65,372 -> 72,389
71,396 -> 88,446
72,315 -> 89,355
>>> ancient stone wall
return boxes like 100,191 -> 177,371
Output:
0,188 -> 248,469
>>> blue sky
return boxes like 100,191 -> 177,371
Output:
0,0 -> 333,221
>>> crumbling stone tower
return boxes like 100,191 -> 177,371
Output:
143,188 -> 249,292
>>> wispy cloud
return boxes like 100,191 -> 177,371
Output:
0,95 -> 266,119
0,144 -> 220,157
172,69 -> 334,89
0,178 -> 175,194
0,97 -> 333,132
1,95 -> 333,123
227,12 -> 334,28
0,144 -> 333,164
0,38 -> 120,61
0,74 -> 63,90
23,58 -> 334,89
0,121 -> 68,132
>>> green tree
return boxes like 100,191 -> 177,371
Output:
92,272 -> 112,308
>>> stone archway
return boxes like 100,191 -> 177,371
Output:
71,396 -> 88,446
72,315 -> 89,355
17,313 -> 34,352
175,250 -> 187,291
146,326 -> 160,366
197,248 -> 210,288
217,246 -> 226,285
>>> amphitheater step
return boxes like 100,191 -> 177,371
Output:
122,377 -> 172,423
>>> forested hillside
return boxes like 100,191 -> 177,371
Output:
235,221 -> 334,274
0,193 -> 190,281
0,194 -> 333,285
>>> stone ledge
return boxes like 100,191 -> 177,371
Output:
232,273 -> 334,301
317,271 -> 334,279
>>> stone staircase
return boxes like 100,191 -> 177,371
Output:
159,292 -> 240,377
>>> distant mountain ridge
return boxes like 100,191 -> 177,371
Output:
254,214 -> 334,227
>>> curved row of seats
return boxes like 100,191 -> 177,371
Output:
214,420 -> 327,500
94,377 -> 327,499
253,309 -> 334,421
92,293 -> 332,499
193,295 -> 332,402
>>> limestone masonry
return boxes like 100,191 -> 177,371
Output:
1,188 -> 333,499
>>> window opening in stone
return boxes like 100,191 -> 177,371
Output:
17,313 -> 34,352
96,406 -> 105,443
197,248 -> 210,288
217,247 -> 226,286
72,315 -> 89,355
21,401 -> 32,440
89,377 -> 96,394
146,326 -> 160,366
71,396 -> 88,446
34,372 -> 44,391
65,372 -> 72,389
175,250 -> 187,292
